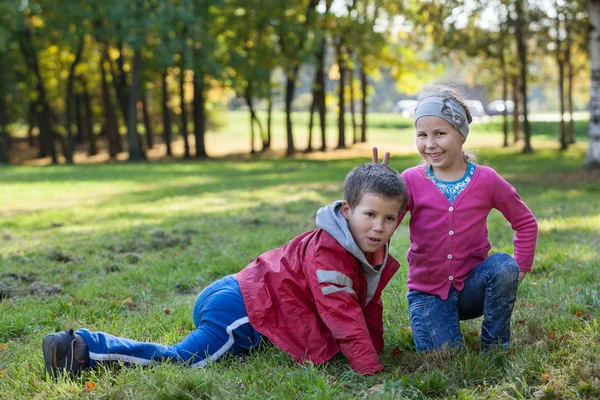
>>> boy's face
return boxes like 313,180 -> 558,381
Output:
342,192 -> 402,254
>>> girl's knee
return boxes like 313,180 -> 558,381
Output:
489,253 -> 519,278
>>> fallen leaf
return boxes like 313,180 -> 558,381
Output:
516,320 -> 526,325
163,307 -> 171,315
470,331 -> 478,337
541,373 -> 549,383
83,381 -> 95,392
178,325 -> 186,333
549,331 -> 556,340
368,384 -> 384,394
49,313 -> 58,319
576,310 -> 583,317
0,344 -> 7,351
559,334 -> 570,342
122,297 -> 136,307
0,369 -> 6,378
391,347 -> 402,357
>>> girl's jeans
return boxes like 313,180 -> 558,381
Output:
77,275 -> 262,368
407,253 -> 520,352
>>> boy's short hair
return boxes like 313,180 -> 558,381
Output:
344,163 -> 408,209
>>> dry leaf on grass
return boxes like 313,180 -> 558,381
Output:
0,344 -> 7,351
367,384 -> 384,394
163,307 -> 171,315
83,381 -> 96,392
121,297 -> 136,307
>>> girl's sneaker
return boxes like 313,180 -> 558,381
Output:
42,329 -> 89,378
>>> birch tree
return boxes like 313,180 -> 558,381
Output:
587,0 -> 600,168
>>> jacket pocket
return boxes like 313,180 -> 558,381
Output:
407,250 -> 429,283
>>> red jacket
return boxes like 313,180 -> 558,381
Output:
237,229 -> 400,375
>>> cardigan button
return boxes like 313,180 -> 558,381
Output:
447,254 -> 453,259
449,276 -> 454,281
449,206 -> 454,211
449,230 -> 454,235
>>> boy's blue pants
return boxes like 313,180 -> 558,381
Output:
76,275 -> 262,368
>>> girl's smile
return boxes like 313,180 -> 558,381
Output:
416,116 -> 467,180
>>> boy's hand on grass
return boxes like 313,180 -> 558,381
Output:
372,147 -> 390,166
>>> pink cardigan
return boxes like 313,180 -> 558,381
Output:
400,165 -> 538,300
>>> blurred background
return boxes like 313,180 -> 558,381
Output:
0,0 -> 593,164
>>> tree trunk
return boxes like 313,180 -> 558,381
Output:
180,66 -> 191,159
500,52 -> 509,147
17,24 -> 57,163
162,69 -> 173,157
0,94 -> 9,164
193,70 -> 208,158
512,78 -> 521,143
565,19 -> 576,144
142,92 -> 154,149
127,49 -> 145,161
586,0 -> 600,168
100,52 -> 120,159
348,57 -> 357,145
285,66 -> 298,156
360,65 -> 368,143
316,37 -> 327,151
265,89 -> 272,150
306,94 -> 316,152
81,79 -> 97,156
336,39 -> 346,149
556,11 -> 567,150
65,38 -> 85,164
75,93 -> 85,144
110,41 -> 129,126
515,0 -> 533,153
27,101 -> 37,148
245,85 -> 265,154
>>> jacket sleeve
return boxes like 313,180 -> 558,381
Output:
363,296 -> 384,353
305,244 -> 384,375
492,173 -> 539,272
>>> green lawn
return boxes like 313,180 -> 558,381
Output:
1,117 -> 599,399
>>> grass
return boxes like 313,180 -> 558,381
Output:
1,114 -> 599,399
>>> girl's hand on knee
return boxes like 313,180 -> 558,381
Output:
518,272 -> 526,285
372,147 -> 390,166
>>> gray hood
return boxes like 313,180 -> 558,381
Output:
315,200 -> 388,304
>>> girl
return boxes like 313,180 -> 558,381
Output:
380,86 -> 538,352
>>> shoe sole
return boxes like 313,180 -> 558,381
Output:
42,333 -> 60,379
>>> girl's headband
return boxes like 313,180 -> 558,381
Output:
413,97 -> 470,139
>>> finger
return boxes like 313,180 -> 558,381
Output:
382,152 -> 390,166
371,147 -> 379,163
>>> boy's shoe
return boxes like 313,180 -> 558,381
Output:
42,329 -> 89,378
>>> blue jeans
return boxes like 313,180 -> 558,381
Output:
407,253 -> 519,352
77,275 -> 262,368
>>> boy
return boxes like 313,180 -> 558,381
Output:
43,163 -> 408,377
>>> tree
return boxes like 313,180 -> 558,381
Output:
587,0 -> 600,168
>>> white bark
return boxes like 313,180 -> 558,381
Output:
587,0 -> 600,167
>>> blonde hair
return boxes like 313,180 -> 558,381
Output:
417,85 -> 478,164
